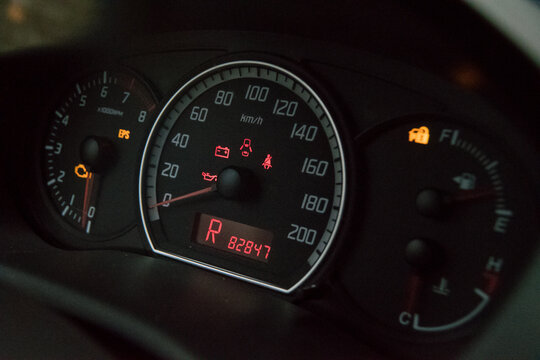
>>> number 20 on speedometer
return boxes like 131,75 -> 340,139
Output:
139,60 -> 347,292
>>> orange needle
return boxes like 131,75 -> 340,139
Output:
150,184 -> 217,208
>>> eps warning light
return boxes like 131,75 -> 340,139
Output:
118,129 -> 131,140
408,126 -> 430,145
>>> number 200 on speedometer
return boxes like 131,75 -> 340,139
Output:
139,60 -> 347,292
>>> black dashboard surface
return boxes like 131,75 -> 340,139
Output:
0,1 -> 538,359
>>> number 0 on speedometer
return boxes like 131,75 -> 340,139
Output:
139,60 -> 346,292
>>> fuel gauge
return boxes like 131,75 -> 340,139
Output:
341,115 -> 537,337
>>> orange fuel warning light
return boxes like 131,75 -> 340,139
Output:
118,129 -> 131,140
408,126 -> 430,145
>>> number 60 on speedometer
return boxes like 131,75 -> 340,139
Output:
139,60 -> 347,293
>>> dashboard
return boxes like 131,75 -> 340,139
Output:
0,1 -> 538,359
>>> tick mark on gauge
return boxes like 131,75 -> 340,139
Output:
485,161 -> 499,171
139,61 -> 346,292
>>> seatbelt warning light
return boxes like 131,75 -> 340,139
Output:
262,154 -> 272,170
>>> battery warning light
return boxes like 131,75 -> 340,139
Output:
215,145 -> 230,159
408,126 -> 430,145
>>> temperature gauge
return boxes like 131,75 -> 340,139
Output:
341,115 -> 537,337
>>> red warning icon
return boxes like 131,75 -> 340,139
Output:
262,154 -> 272,170
240,138 -> 253,157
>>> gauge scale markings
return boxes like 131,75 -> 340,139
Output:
42,70 -> 158,237
139,60 -> 347,292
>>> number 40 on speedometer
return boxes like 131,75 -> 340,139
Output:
139,60 -> 347,293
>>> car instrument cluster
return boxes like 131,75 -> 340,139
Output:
33,52 -> 537,344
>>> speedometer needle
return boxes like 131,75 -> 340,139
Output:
150,184 -> 217,208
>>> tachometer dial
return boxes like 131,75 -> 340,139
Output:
43,70 -> 157,238
139,60 -> 347,292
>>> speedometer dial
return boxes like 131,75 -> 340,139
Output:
139,60 -> 346,292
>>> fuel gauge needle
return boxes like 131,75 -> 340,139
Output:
150,184 -> 217,208
444,187 -> 496,203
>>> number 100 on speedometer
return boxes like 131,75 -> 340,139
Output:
139,60 -> 347,292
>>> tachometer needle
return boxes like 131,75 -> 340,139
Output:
150,184 -> 217,208
81,172 -> 101,234
81,172 -> 94,231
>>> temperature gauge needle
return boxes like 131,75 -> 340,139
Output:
405,272 -> 423,313
150,184 -> 217,208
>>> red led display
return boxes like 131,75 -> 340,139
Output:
193,213 -> 273,263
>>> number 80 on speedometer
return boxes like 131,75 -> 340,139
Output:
139,60 -> 347,293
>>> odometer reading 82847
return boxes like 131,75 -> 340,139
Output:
139,60 -> 346,292
193,213 -> 273,263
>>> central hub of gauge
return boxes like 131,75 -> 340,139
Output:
42,70 -> 157,238
139,60 -> 346,292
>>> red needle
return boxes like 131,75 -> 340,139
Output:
405,272 -> 423,313
81,172 -> 94,229
150,184 -> 217,208
444,187 -> 496,203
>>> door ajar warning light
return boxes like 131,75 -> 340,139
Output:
409,126 -> 430,145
